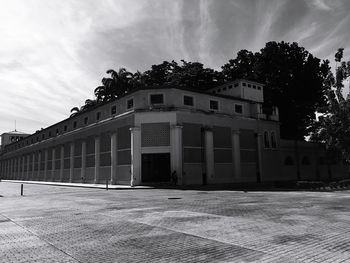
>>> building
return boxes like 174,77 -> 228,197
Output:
0,80 -> 348,185
0,130 -> 30,151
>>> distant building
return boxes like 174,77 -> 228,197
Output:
0,80 -> 348,185
1,130 -> 30,149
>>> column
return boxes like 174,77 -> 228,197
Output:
51,148 -> 56,181
170,125 -> 183,185
110,132 -> 117,185
204,127 -> 214,183
44,149 -> 48,181
130,127 -> 141,186
232,130 -> 241,180
13,158 -> 17,180
22,156 -> 25,180
31,153 -> 35,180
26,155 -> 30,180
256,133 -> 263,183
69,142 -> 75,183
17,157 -> 21,180
60,145 -> 64,182
37,151 -> 41,179
81,140 -> 86,183
94,136 -> 100,184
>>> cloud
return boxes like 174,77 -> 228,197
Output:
0,0 -> 350,135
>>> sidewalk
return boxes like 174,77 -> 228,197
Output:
1,180 -> 153,190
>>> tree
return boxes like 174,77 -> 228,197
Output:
310,48 -> 350,164
222,41 -> 330,140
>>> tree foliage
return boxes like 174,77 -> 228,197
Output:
310,48 -> 350,162
222,41 -> 330,140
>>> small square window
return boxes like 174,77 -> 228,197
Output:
242,83 -> 246,86
217,89 -> 221,93
127,98 -> 134,109
223,87 -> 227,91
257,86 -> 261,90
183,95 -> 194,106
228,85 -> 232,89
84,117 -> 88,125
64,125 -> 67,132
111,105 -> 117,115
234,83 -> 239,87
235,104 -> 243,114
209,100 -> 219,110
73,121 -> 77,128
42,134 -> 45,139
96,112 -> 101,121
150,94 -> 164,104
253,85 -> 256,89
247,84 -> 251,87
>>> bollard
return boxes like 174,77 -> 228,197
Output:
106,179 -> 108,191
21,184 -> 23,196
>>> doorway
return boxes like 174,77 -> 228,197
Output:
141,153 -> 171,183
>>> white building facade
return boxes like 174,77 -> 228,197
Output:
0,80 -> 348,185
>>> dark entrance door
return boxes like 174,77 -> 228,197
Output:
142,153 -> 171,183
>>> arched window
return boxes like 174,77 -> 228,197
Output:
270,132 -> 276,148
264,131 -> 270,148
301,156 -> 311,165
284,156 -> 294,165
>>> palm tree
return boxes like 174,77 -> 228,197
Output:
70,107 -> 80,117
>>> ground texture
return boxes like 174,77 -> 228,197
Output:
1,182 -> 350,263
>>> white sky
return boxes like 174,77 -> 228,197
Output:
1,0 -> 350,134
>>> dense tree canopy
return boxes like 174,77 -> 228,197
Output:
71,41 -> 331,142
310,48 -> 350,162
222,42 -> 330,140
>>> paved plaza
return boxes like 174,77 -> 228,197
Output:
1,182 -> 350,263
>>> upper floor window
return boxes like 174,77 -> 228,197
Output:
270,132 -> 276,148
56,128 -> 59,135
209,100 -> 219,110
234,83 -> 239,87
42,134 -> 45,139
64,125 -> 67,132
127,98 -> 134,109
242,82 -> 246,87
150,94 -> 164,104
223,87 -> 227,91
111,105 -> 117,115
84,117 -> 89,125
73,121 -> 77,129
48,131 -> 52,137
183,95 -> 194,106
247,84 -> 251,88
228,85 -> 232,89
264,131 -> 270,148
253,85 -> 256,89
234,104 -> 243,114
96,112 -> 101,121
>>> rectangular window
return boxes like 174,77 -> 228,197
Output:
111,105 -> 117,115
96,112 -> 101,121
42,134 -> 45,139
253,85 -> 256,89
223,87 -> 227,91
64,125 -> 67,132
56,128 -> 59,135
48,131 -> 51,137
242,82 -> 246,86
257,86 -> 261,90
209,100 -> 219,110
235,104 -> 243,114
127,98 -> 134,109
183,95 -> 194,106
247,84 -> 251,88
84,117 -> 88,125
234,83 -> 239,87
150,94 -> 164,104
73,121 -> 77,128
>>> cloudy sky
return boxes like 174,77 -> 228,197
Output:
1,0 -> 350,135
